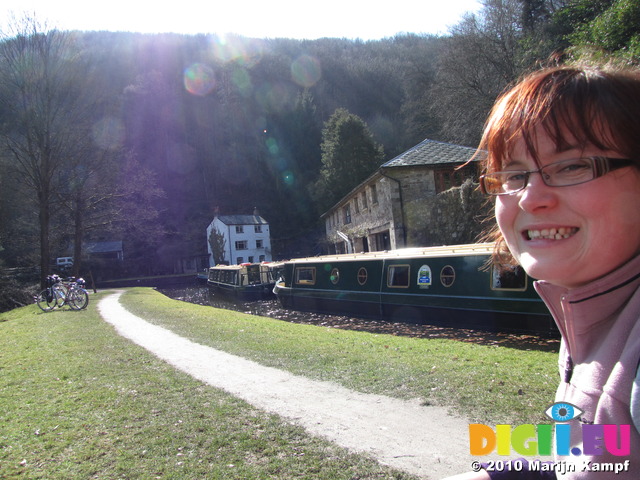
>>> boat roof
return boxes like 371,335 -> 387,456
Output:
283,242 -> 494,264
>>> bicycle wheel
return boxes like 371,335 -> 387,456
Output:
53,283 -> 69,307
68,288 -> 89,310
36,289 -> 57,312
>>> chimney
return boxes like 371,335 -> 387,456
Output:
253,207 -> 259,216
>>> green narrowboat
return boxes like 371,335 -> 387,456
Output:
273,243 -> 557,335
207,263 -> 279,299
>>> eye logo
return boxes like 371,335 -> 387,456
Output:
545,402 -> 583,422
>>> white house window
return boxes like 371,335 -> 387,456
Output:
236,226 -> 244,234
248,256 -> 254,263
259,255 -> 265,262
235,240 -> 248,250
256,240 -> 263,249
255,225 -> 262,233
237,257 -> 243,264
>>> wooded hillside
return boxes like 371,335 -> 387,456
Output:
0,0 -> 638,278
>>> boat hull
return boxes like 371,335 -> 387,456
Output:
273,243 -> 557,336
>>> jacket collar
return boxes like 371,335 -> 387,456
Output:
534,253 -> 640,361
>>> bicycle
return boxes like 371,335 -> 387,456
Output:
35,274 -> 68,312
63,277 -> 89,310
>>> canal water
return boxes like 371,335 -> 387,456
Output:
157,285 -> 560,350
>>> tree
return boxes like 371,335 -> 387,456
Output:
564,0 -> 640,60
0,17 -> 101,283
429,0 -> 534,146
208,227 -> 227,265
313,108 -> 384,212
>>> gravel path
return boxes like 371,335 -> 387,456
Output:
97,290 -> 481,479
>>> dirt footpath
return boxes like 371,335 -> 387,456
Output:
97,291 -> 483,479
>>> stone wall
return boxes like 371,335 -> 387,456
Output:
404,179 -> 494,247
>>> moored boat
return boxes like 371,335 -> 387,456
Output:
273,243 -> 557,336
207,263 -> 279,299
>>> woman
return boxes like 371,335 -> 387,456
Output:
446,62 -> 640,479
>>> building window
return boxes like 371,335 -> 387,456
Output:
259,255 -> 265,262
354,198 -> 359,214
256,240 -> 263,249
255,225 -> 262,233
343,205 -> 351,224
248,256 -> 254,263
236,257 -> 243,264
235,240 -> 248,250
371,184 -> 378,204
236,226 -> 244,234
434,168 -> 471,193
361,191 -> 368,209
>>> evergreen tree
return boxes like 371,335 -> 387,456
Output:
313,108 -> 384,211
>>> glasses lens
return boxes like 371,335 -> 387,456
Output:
542,158 -> 594,186
482,172 -> 526,195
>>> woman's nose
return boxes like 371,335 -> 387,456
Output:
517,172 -> 559,211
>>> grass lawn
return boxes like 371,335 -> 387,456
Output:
0,287 -> 559,479
120,288 -> 558,425
0,291 -> 415,479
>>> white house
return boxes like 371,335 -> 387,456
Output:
206,211 -> 272,266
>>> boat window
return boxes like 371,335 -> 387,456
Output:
440,265 -> 456,287
357,267 -> 368,285
387,265 -> 410,288
295,267 -> 316,285
491,265 -> 527,291
330,268 -> 340,284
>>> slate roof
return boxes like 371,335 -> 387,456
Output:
216,215 -> 268,225
381,138 -> 481,168
85,241 -> 123,253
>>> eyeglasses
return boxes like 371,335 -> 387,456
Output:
479,156 -> 636,196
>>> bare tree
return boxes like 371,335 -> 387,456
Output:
0,16 -> 102,282
429,0 -> 527,146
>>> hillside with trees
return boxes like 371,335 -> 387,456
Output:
0,0 -> 638,288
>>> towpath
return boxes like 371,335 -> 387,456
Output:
97,291 -> 483,479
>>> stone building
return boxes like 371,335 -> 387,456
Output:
322,138 -> 488,253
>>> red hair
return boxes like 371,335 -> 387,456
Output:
478,63 -> 640,266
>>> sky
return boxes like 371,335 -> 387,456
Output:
2,0 -> 482,40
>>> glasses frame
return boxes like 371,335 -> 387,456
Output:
479,156 -> 636,196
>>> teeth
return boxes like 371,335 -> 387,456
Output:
527,227 -> 577,240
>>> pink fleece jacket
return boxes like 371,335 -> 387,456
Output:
534,254 -> 640,479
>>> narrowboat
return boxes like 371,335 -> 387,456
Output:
273,243 -> 557,336
207,263 -> 279,299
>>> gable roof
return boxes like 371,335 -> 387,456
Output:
215,215 -> 268,226
381,138 -> 480,168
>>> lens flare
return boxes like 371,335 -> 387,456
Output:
208,34 -> 264,67
184,63 -> 216,96
291,54 -> 321,87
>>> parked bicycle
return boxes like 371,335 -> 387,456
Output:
63,277 -> 89,310
35,274 -> 67,311
35,275 -> 89,312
